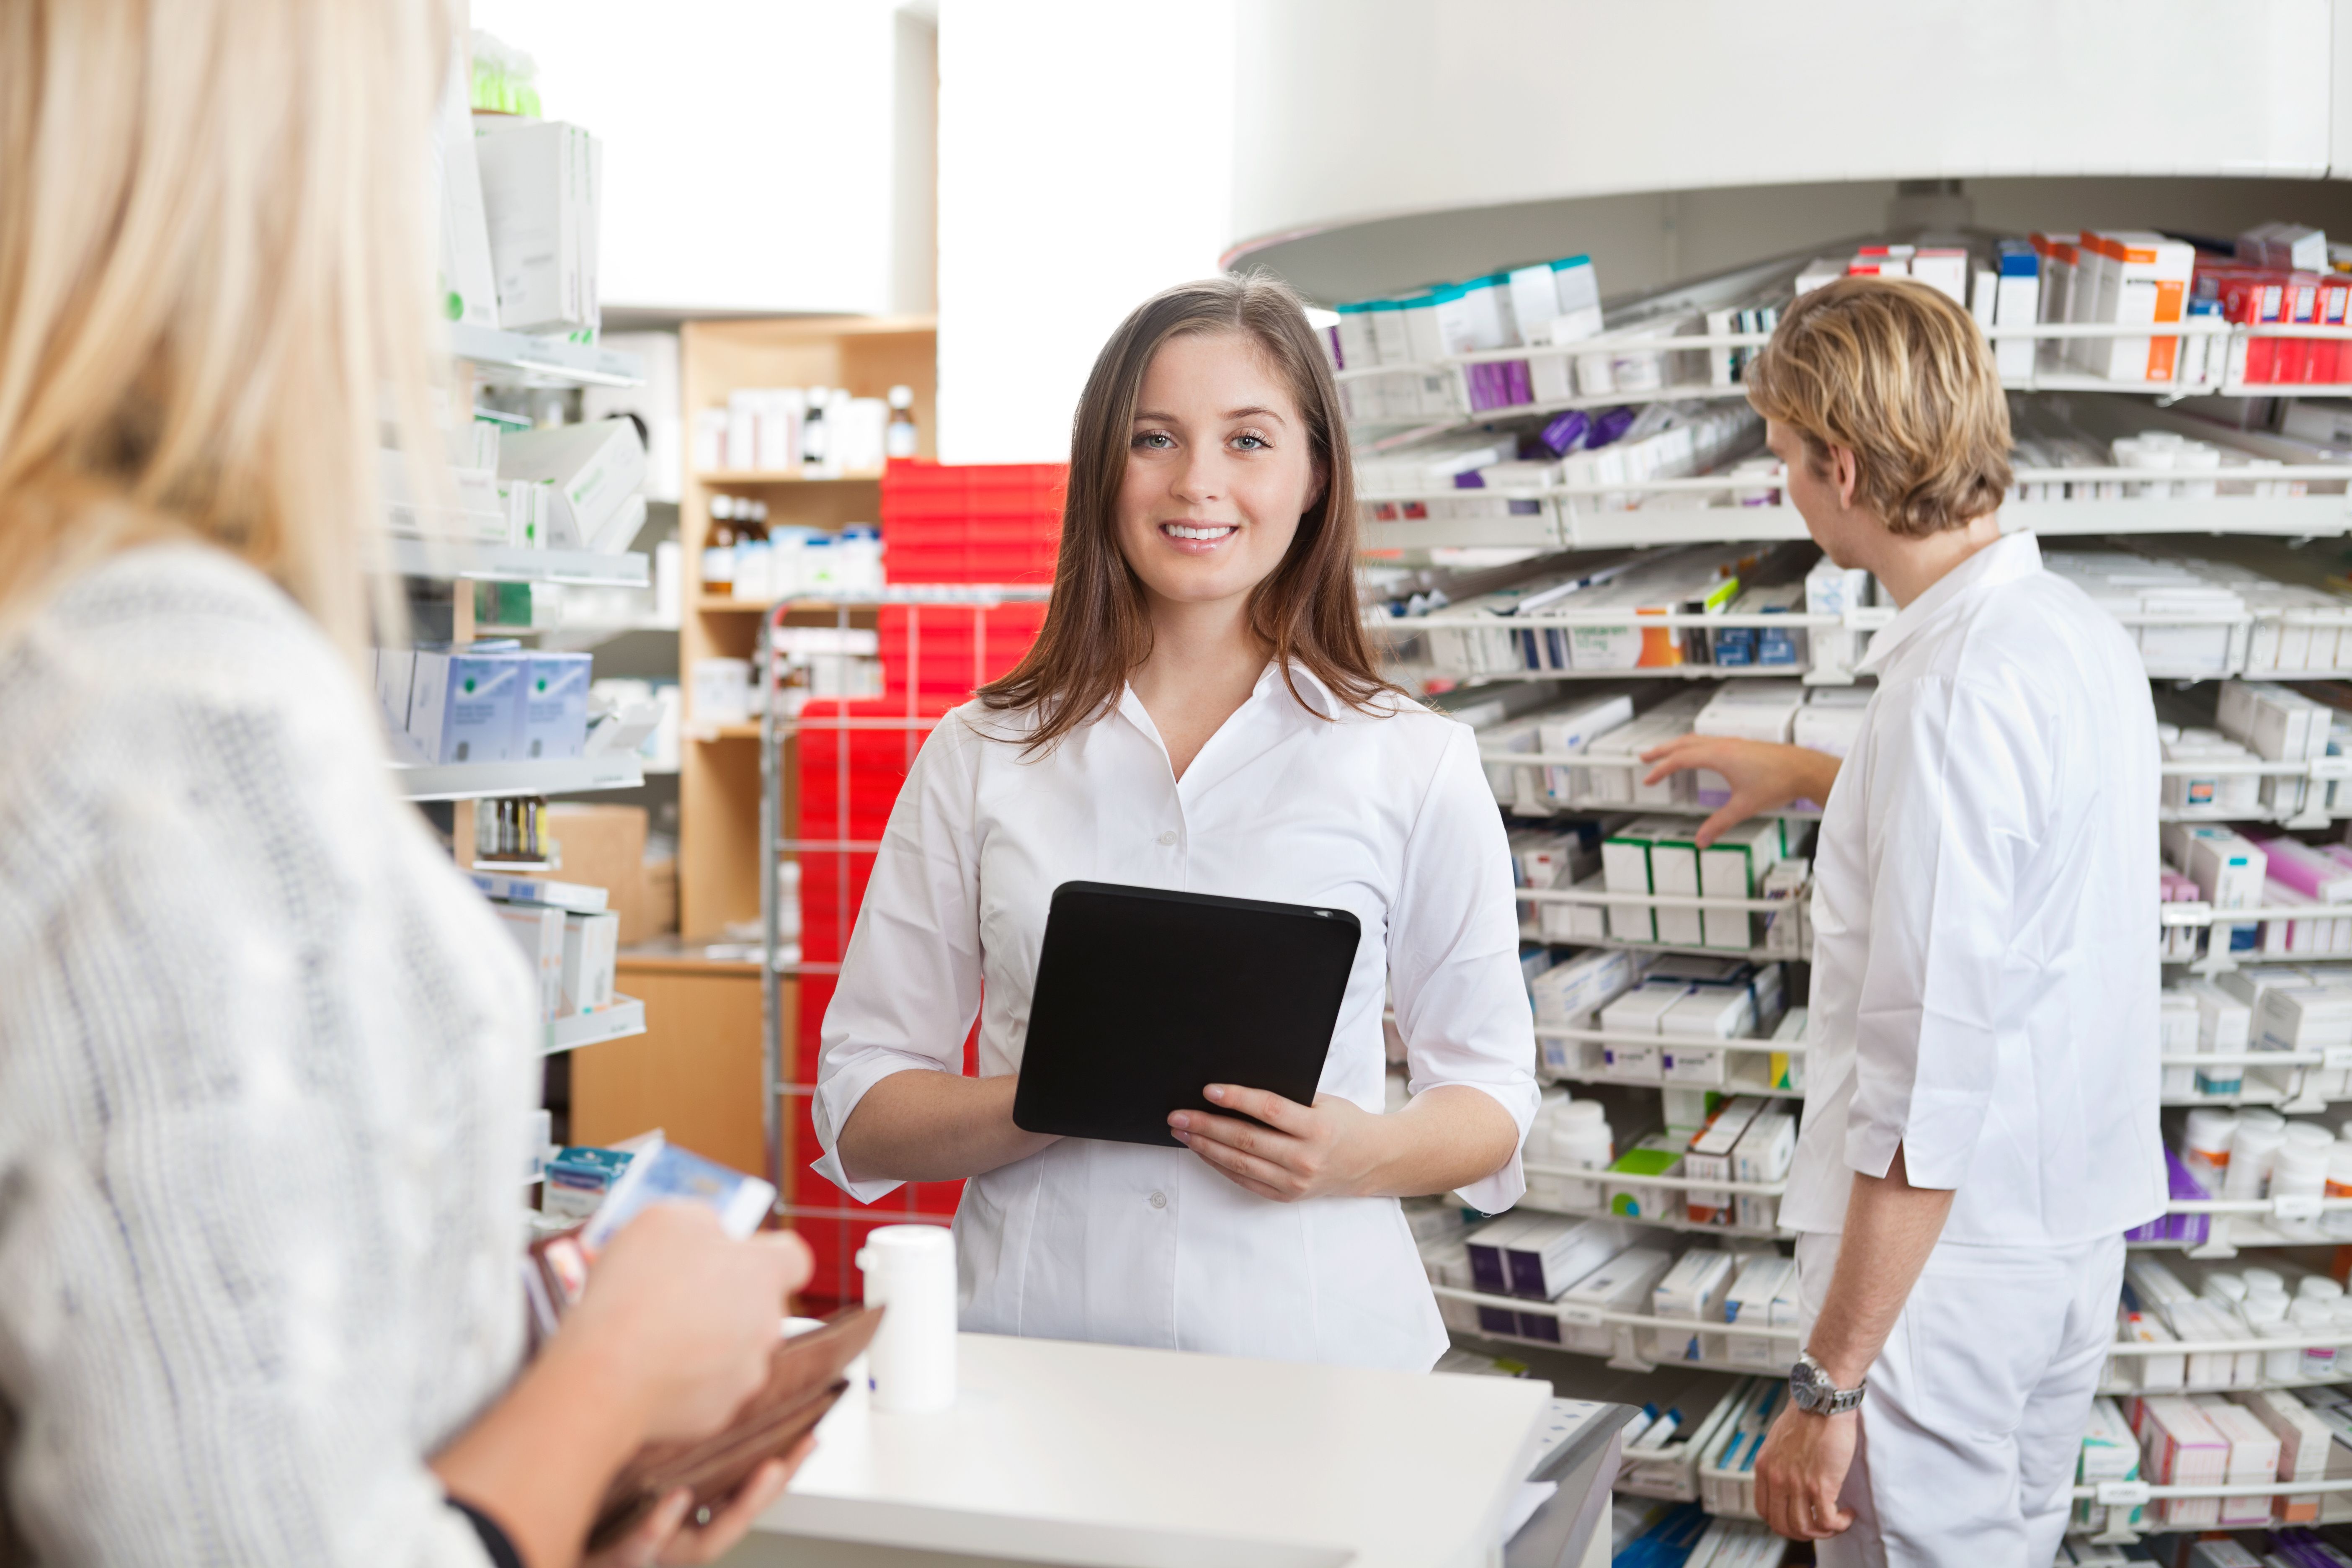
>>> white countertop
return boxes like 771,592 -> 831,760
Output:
752,1332 -> 1553,1568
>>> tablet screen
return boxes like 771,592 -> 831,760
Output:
1011,880 -> 1362,1147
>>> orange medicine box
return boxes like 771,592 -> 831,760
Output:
2082,231 -> 2195,383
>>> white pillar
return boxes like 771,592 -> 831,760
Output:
935,0 -> 1237,464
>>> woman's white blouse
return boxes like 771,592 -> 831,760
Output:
811,663 -> 1537,1372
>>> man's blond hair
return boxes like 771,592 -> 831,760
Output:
1744,276 -> 2013,539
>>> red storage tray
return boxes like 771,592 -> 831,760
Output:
881,459 -> 1067,585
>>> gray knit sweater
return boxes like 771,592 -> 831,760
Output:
0,545 -> 538,1565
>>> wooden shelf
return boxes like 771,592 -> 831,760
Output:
678,315 -> 937,945
695,469 -> 885,485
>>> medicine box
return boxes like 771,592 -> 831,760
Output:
1647,827 -> 1705,948
1722,1254 -> 1797,1369
409,645 -> 527,765
498,418 -> 647,555
1683,1096 -> 1764,1225
1607,1132 -> 1686,1220
1535,692 -> 1635,807
518,652 -> 593,760
1551,1245 -> 1674,1357
490,899 -> 565,1022
376,647 -> 417,738
473,119 -> 601,335
560,910 -> 619,1015
1649,1249 -> 1736,1363
1764,1006 -> 1806,1093
1698,818 -> 1783,951
542,1145 -> 633,1221
1599,981 -> 1687,1081
1660,989 -> 1754,1090
1501,1216 -> 1637,1302
1602,821 -> 1664,942
1462,1214 -> 1540,1336
2138,1394 -> 2228,1527
1731,1112 -> 1795,1231
2192,1394 -> 2282,1525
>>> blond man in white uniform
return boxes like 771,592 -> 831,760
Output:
1644,276 -> 2165,1565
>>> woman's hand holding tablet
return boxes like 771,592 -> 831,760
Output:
1169,1080 -> 1526,1205
1167,1085 -> 1382,1203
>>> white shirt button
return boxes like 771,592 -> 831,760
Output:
1148,1190 -> 1167,1210
1157,830 -> 1177,846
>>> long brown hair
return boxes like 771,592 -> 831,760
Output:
977,272 -> 1393,750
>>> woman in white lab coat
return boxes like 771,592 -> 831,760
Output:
811,274 -> 1537,1371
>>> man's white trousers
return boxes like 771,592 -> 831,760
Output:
1794,1230 -> 2125,1568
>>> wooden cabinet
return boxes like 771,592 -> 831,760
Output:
572,946 -> 789,1180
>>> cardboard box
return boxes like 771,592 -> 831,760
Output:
545,803 -> 652,944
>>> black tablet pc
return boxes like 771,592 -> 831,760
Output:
1011,880 -> 1362,1148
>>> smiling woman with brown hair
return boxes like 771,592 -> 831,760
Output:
810,273 -> 1537,1371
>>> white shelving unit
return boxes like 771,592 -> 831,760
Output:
379,332 -> 654,1057
389,755 -> 646,802
1369,247 -> 2352,1546
547,995 -> 646,1056
382,536 -> 651,587
447,322 -> 646,389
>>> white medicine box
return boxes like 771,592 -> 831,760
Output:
408,647 -> 527,765
560,911 -> 620,1015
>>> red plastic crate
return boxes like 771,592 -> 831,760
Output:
877,602 -> 1048,696
881,459 -> 1066,585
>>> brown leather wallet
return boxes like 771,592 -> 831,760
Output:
586,1305 -> 885,1552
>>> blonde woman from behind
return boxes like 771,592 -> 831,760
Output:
0,4 -> 811,1565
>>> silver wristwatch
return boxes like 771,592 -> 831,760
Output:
1789,1350 -> 1865,1416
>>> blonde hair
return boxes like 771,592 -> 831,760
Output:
0,0 -> 455,655
1744,276 -> 2012,538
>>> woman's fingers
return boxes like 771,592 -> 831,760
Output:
1177,1124 -> 1300,1196
1200,1083 -> 1314,1134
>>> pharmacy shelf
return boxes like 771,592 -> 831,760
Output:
1524,1160 -> 1786,1199
382,537 -> 651,588
545,996 -> 645,1055
2099,1369 -> 2352,1397
1342,320 -> 2352,448
1513,1199 -> 1789,1243
1432,1283 -> 1799,1345
1505,797 -> 1825,823
1364,491 -> 2352,556
695,469 -> 886,485
449,323 -> 645,388
1542,1068 -> 1800,1101
388,755 -> 645,801
1523,930 -> 1792,965
1533,1025 -> 1806,1057
1400,665 -> 1852,689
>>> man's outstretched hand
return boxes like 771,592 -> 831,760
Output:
1638,735 -> 1843,847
